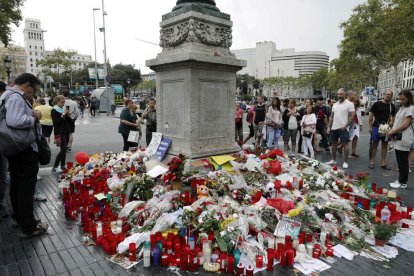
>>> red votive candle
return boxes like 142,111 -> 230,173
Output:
129,243 -> 136,261
299,232 -> 306,244
220,253 -> 227,273
372,183 -> 377,192
326,249 -> 334,257
236,263 -> 244,276
286,249 -> 295,267
267,249 -> 274,271
246,265 -> 254,276
161,253 -> 169,267
306,233 -> 313,243
256,255 -> 263,268
227,255 -> 235,275
285,235 -> 291,244
279,249 -> 287,267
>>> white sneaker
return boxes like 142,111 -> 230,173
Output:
343,162 -> 349,169
326,160 -> 337,165
37,175 -> 42,181
52,167 -> 63,174
389,180 -> 401,189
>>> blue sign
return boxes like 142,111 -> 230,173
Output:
155,137 -> 172,161
365,87 -> 375,96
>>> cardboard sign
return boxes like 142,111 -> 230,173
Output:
145,132 -> 163,156
155,137 -> 172,161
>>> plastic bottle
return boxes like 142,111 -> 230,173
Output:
153,244 -> 161,266
189,236 -> 195,250
143,241 -> 151,268
381,205 -> 391,224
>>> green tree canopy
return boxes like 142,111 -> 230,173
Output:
109,64 -> 141,93
38,48 -> 77,80
0,0 -> 24,46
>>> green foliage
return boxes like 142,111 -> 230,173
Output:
38,48 -> 77,86
335,0 -> 414,90
0,0 -> 24,47
373,223 -> 397,241
109,64 -> 141,94
236,74 -> 261,95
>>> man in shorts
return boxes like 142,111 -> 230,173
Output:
326,88 -> 355,169
368,89 -> 395,169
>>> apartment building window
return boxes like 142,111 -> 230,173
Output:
40,46 -> 42,50
35,46 -> 37,49
30,64 -> 33,67
30,52 -> 32,56
30,58 -> 33,62
29,45 -> 31,49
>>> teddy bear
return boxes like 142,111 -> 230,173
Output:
197,185 -> 210,199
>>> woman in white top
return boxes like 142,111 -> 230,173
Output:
350,99 -> 363,157
301,106 -> 317,158
265,98 -> 282,149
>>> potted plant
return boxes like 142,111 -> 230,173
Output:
373,223 -> 397,246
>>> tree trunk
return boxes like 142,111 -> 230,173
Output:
392,64 -> 398,102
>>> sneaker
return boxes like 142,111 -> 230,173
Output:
343,162 -> 349,169
389,180 -> 401,189
37,175 -> 42,181
400,184 -> 408,189
19,222 -> 49,239
52,167 -> 63,174
33,193 -> 47,202
326,160 -> 337,165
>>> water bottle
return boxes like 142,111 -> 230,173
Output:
381,206 -> 391,224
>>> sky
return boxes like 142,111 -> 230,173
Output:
12,0 -> 366,74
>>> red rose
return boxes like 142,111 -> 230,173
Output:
332,166 -> 338,171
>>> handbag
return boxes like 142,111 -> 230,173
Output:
35,124 -> 51,165
377,104 -> 392,137
265,116 -> 275,127
303,131 -> 313,138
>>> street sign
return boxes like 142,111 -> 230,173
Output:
365,87 -> 375,96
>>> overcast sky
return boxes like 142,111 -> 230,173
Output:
12,0 -> 366,74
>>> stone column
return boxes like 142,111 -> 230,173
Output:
146,1 -> 246,159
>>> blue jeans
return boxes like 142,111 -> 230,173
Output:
267,127 -> 282,149
0,153 -> 9,206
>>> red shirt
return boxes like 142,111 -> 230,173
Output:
235,109 -> 244,119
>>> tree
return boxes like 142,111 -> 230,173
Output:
336,0 -> 414,93
38,48 -> 77,86
0,0 -> 24,47
109,64 -> 141,96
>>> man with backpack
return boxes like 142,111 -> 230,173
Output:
0,73 -> 48,237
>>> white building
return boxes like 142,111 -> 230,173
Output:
23,18 -> 46,75
377,62 -> 404,98
402,59 -> 414,91
232,41 -> 329,79
23,18 -> 92,76
0,43 -> 27,80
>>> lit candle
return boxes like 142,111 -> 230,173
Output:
286,249 -> 295,267
236,263 -> 244,276
256,255 -> 263,268
129,243 -> 136,262
227,255 -> 234,275
267,249 -> 274,271
246,265 -> 254,276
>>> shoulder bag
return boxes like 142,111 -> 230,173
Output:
35,124 -> 51,165
378,104 -> 392,137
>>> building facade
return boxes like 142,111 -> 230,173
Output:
0,43 -> 27,81
231,41 -> 329,79
402,59 -> 414,91
23,18 -> 46,75
377,62 -> 404,98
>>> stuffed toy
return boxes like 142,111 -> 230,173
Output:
197,185 -> 209,199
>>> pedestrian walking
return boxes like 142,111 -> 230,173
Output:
51,95 -> 71,173
301,105 -> 317,159
34,98 -> 53,144
0,73 -> 48,237
314,96 -> 330,151
350,99 -> 363,157
368,89 -> 396,170
326,88 -> 355,169
78,96 -> 86,118
62,91 -> 80,152
90,96 -> 97,117
282,99 -> 300,154
142,99 -> 157,146
0,81 -> 9,219
118,100 -> 140,151
265,97 -> 282,149
235,103 -> 244,145
243,102 -> 255,144
388,90 -> 414,189
253,95 -> 266,147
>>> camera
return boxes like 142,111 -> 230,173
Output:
393,133 -> 402,141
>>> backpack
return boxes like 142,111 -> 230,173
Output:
0,90 -> 36,156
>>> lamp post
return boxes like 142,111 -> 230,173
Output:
101,0 -> 110,116
127,78 -> 131,98
3,56 -> 12,83
93,8 -> 100,90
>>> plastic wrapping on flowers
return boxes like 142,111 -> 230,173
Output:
57,148 -> 412,273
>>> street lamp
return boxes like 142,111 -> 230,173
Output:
127,78 -> 131,97
101,0 -> 110,116
92,8 -> 100,90
3,56 -> 12,83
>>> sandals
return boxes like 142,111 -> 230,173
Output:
368,164 -> 375,169
19,222 -> 48,239
351,153 -> 360,157
381,165 -> 392,170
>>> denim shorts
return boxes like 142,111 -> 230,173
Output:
330,129 -> 350,145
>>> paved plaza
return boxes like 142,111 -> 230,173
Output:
1,110 -> 413,276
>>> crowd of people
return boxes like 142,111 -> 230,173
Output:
236,88 -> 414,188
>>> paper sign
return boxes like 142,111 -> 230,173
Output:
147,165 -> 169,178
293,259 -> 331,275
94,193 -> 106,201
274,216 -> 301,238
145,132 -> 163,156
155,137 -> 172,161
209,155 -> 235,172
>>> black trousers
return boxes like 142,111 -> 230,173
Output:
146,129 -> 153,147
121,133 -> 137,151
395,149 -> 409,184
316,125 -> 329,148
298,126 -> 303,152
54,134 -> 69,168
7,148 -> 39,233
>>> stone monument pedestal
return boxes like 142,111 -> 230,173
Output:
146,2 -> 246,159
